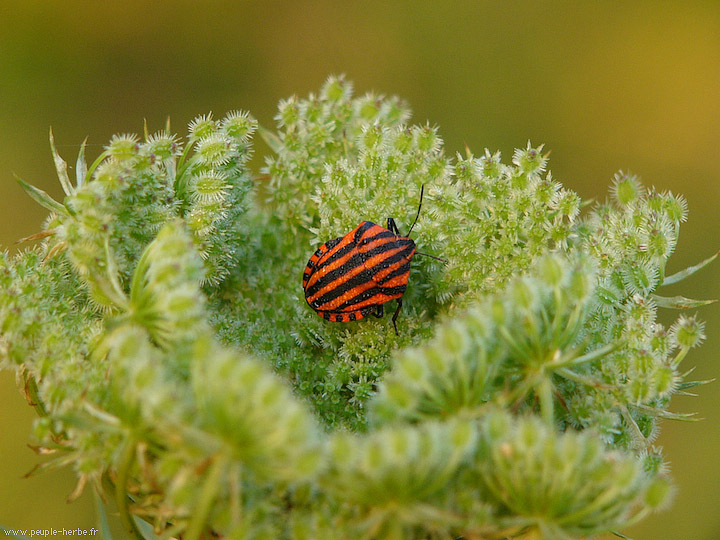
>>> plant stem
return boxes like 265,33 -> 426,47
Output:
183,450 -> 230,540
115,435 -> 143,539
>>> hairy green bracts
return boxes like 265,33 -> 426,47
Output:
263,76 -> 410,233
369,254 -> 597,427
475,411 -> 670,539
50,110 -> 256,305
1,76 -> 714,540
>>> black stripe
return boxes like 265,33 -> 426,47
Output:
362,242 -> 414,271
353,221 -> 376,244
317,224 -> 386,268
338,284 -> 407,310
304,251 -> 366,298
318,278 -> 408,313
358,229 -> 395,249
306,225 -> 383,289
333,285 -> 381,310
323,237 -> 342,251
377,261 -> 411,285
320,237 -> 358,266
310,265 -> 375,308
313,236 -> 342,261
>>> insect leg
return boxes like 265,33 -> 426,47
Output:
372,304 -> 384,318
391,298 -> 403,336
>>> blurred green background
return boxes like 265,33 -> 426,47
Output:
1,1 -> 718,538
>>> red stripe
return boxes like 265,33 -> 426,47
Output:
302,251 -> 325,288
362,244 -> 407,273
305,244 -> 358,290
314,278 -> 376,311
344,291 -> 400,310
375,271 -> 410,288
368,255 -> 411,283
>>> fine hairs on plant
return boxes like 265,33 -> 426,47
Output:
0,75 -> 715,540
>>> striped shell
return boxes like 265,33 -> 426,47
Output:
302,220 -> 416,324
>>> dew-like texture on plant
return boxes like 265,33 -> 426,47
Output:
0,76 -> 713,540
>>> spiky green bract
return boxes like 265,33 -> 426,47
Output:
474,411 -> 667,540
370,254 -> 599,427
192,337 -> 322,483
0,78 -> 713,540
57,110 -> 256,307
369,306 -> 499,425
183,110 -> 257,285
0,250 -> 102,415
430,144 -> 581,307
322,419 -> 478,539
125,220 -> 207,350
263,74 -> 411,233
573,182 -> 698,449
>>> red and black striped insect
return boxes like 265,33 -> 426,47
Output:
302,185 -> 445,335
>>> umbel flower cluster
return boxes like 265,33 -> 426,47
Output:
0,76 -> 714,540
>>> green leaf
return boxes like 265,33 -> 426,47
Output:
103,235 -> 129,308
630,403 -> 699,421
95,492 -> 114,540
677,378 -> 715,391
651,294 -> 716,310
662,249 -> 720,286
258,124 -> 283,153
49,128 -> 74,196
14,175 -> 69,216
76,136 -> 88,189
553,340 -> 621,368
133,517 -> 160,540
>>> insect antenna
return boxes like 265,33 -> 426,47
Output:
405,184 -> 425,238
405,185 -> 447,263
414,251 -> 448,263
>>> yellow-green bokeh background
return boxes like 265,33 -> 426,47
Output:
1,1 -> 718,538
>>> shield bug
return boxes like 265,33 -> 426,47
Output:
302,185 -> 445,335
